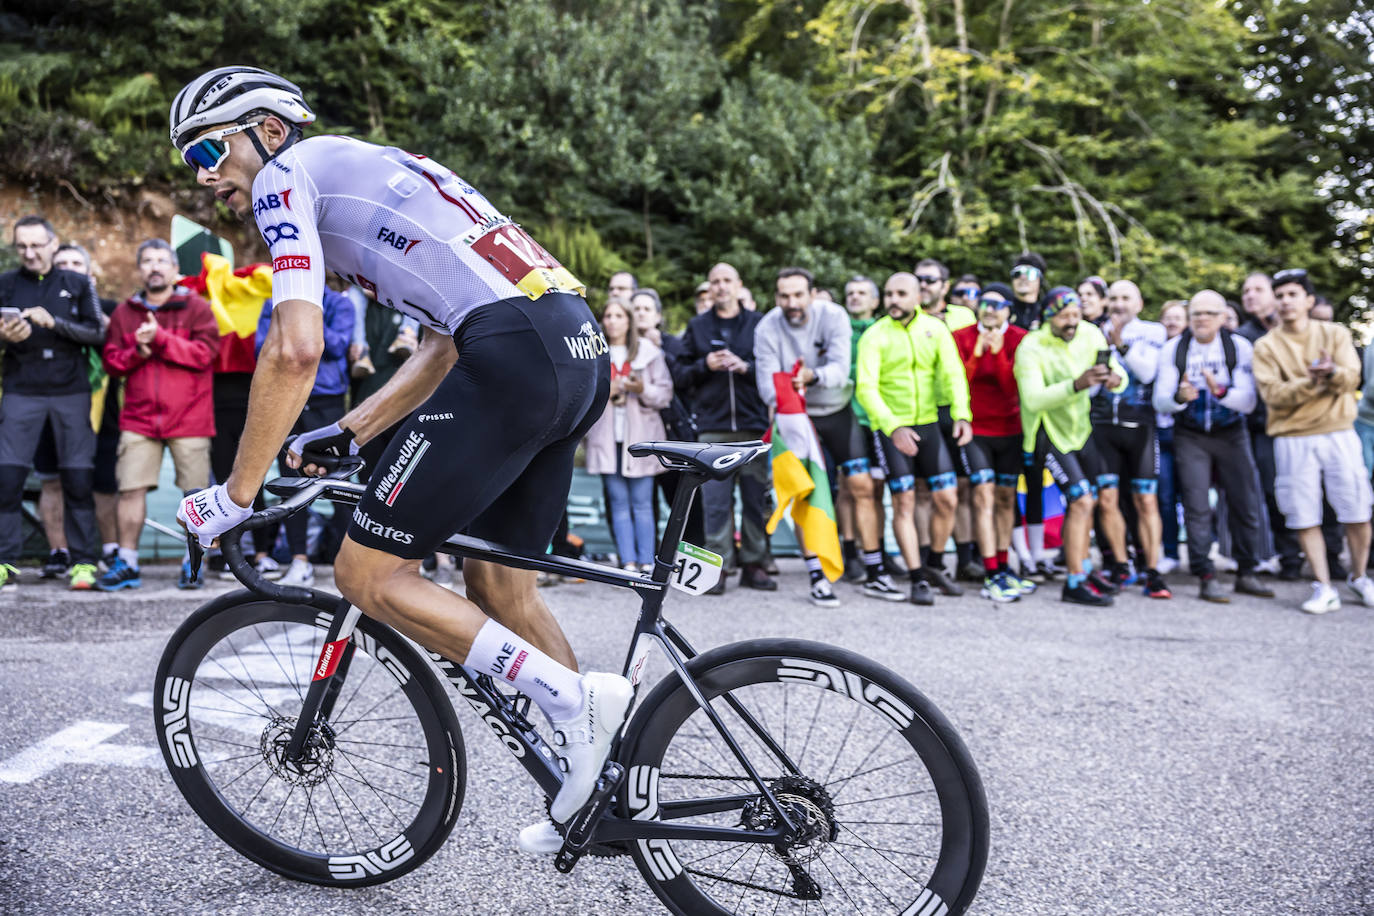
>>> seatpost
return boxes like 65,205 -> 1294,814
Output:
652,474 -> 707,582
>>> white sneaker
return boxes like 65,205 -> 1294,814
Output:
1255,555 -> 1281,575
809,578 -> 840,608
1301,582 -> 1341,615
1210,549 -> 1238,573
1156,556 -> 1179,575
256,555 -> 284,580
1348,575 -> 1374,607
517,819 -> 564,855
279,559 -> 314,588
549,672 -> 633,824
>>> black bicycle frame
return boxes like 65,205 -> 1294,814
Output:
215,462 -> 806,848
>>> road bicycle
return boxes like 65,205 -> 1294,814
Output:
154,440 -> 988,915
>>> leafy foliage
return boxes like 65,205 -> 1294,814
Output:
0,0 -> 1367,316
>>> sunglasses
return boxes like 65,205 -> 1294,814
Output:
181,121 -> 262,173
915,274 -> 944,286
977,296 -> 1009,311
1011,265 -> 1042,279
953,286 -> 980,298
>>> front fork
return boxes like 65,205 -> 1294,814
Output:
285,599 -> 363,762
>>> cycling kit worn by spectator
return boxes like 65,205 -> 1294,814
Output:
0,258 -> 104,589
583,338 -> 672,570
1154,321 -> 1269,596
169,66 -> 621,839
1091,317 -> 1166,496
677,298 -> 774,590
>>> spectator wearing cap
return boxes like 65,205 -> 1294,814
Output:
1153,291 -> 1272,603
1009,252 -> 1049,332
693,281 -> 712,315
677,262 -> 775,592
0,216 -> 105,592
98,239 -> 220,592
950,274 -> 981,318
1077,276 -> 1108,325
1251,268 -> 1374,614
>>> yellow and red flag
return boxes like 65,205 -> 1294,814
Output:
766,362 -> 842,581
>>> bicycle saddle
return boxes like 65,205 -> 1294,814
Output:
627,440 -> 769,480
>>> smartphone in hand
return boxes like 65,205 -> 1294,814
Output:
1095,348 -> 1110,367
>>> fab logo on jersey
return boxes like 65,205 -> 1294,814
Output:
253,189 -> 293,217
377,227 -> 422,255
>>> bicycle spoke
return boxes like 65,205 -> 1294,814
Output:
259,622 -> 310,703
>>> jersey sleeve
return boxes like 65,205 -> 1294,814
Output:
251,153 -> 325,309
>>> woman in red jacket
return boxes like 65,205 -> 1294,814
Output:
952,283 -> 1030,601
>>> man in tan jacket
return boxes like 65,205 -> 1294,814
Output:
1252,268 -> 1373,614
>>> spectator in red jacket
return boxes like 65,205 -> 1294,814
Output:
952,282 -> 1031,601
97,239 -> 220,591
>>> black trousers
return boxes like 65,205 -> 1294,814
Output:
1176,424 -> 1263,577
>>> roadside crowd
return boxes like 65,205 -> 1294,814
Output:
2,211 -> 1371,615
595,257 -> 1372,615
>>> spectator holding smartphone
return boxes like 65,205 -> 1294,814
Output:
583,298 -> 673,573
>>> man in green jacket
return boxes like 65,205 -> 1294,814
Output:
1013,286 -> 1128,606
856,272 -> 972,603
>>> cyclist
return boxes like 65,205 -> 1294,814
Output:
167,67 -> 630,852
1013,287 -> 1128,606
1091,279 -> 1170,597
855,271 -> 972,603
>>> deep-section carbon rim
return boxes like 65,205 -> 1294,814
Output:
154,598 -> 465,886
620,639 -> 988,915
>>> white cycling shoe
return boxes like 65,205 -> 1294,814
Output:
549,672 -> 634,824
518,819 -> 564,855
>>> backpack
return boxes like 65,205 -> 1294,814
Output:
1174,328 -> 1236,382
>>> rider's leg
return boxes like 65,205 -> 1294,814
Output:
464,558 -> 577,671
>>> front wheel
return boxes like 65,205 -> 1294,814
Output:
619,638 -> 988,915
153,593 -> 466,886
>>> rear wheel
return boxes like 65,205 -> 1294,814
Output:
154,595 -> 465,886
619,638 -> 987,915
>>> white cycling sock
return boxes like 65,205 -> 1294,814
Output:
465,620 -> 584,721
119,547 -> 139,568
102,542 -> 119,557
1028,524 -> 1045,562
1011,526 -> 1031,564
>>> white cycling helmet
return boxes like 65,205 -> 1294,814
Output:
170,66 -> 315,150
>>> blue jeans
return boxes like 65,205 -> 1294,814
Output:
1157,425 -> 1180,560
1356,419 -> 1374,476
604,472 -> 656,566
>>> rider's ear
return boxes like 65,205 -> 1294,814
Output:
259,115 -> 291,153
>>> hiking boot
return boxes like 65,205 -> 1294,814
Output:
920,565 -> 964,597
740,564 -> 777,591
42,549 -> 70,579
809,578 -> 840,608
1199,575 -> 1230,604
69,563 -> 98,591
1063,580 -> 1112,606
96,558 -> 141,591
861,574 -> 906,602
1234,573 -> 1274,599
909,579 -> 934,606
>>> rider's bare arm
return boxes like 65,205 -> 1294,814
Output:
225,299 -> 323,507
337,325 -> 459,445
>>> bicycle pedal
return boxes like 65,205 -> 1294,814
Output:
555,761 -> 625,873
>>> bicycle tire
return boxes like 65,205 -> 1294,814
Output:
618,637 -> 987,915
153,592 -> 466,886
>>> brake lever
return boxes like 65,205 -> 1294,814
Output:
186,532 -> 205,584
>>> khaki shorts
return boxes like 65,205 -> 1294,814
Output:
116,431 -> 211,492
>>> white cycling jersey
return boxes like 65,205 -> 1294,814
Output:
250,135 -> 583,334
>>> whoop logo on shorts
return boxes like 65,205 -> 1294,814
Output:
564,320 -> 609,360
373,431 -> 430,507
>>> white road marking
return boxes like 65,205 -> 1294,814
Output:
0,721 -> 160,784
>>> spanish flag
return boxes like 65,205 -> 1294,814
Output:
766,363 -> 842,582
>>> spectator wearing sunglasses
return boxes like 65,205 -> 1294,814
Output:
915,258 -> 979,583
1008,251 -> 1056,579
952,283 -> 1033,602
950,275 -> 981,317
1252,268 -> 1374,614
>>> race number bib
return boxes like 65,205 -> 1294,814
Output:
469,222 -> 585,300
670,542 -> 723,596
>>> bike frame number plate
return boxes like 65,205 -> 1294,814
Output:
671,541 -> 723,596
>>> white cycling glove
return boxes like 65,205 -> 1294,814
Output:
286,422 -> 360,470
178,485 -> 253,548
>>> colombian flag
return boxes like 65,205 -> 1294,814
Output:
766,364 -> 843,582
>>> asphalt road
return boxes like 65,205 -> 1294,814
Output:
0,560 -> 1370,915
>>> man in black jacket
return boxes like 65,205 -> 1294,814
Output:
675,262 -> 776,592
0,216 -> 105,591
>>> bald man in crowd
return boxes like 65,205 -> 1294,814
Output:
1089,279 -> 1171,597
